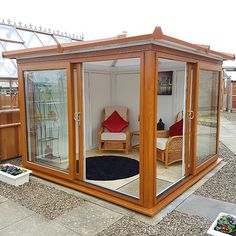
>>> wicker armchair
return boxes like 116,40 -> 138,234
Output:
98,106 -> 130,154
156,130 -> 183,168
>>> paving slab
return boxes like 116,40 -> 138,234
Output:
94,199 -> 135,217
54,201 -> 123,235
133,160 -> 226,225
0,214 -> 78,236
0,200 -> 34,229
176,194 -> 236,221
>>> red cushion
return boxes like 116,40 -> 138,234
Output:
102,111 -> 129,132
169,119 -> 183,137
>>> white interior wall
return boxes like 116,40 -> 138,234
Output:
83,62 -> 185,150
157,70 -> 185,129
115,72 -> 140,133
83,66 -> 140,150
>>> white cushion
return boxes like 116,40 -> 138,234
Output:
156,138 -> 168,150
101,132 -> 126,141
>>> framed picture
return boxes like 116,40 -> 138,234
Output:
158,71 -> 173,95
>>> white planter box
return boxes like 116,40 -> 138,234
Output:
0,164 -> 32,186
208,212 -> 236,236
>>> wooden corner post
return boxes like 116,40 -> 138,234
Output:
142,51 -> 157,208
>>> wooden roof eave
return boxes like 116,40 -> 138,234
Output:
2,26 -> 235,62
2,44 -> 62,59
152,27 -> 235,61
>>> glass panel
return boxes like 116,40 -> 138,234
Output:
82,58 -> 140,199
196,70 -> 219,166
54,36 -> 72,44
35,33 -> 55,46
4,42 -> 25,51
0,58 -> 17,77
156,58 -> 187,196
0,79 -> 19,110
0,25 -> 22,42
24,69 -> 69,172
17,30 -> 43,48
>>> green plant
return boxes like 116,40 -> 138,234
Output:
0,165 -> 27,176
214,215 -> 236,234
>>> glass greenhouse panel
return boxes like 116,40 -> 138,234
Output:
0,25 -> 22,42
17,30 -> 43,48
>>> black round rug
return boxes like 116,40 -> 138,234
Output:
84,156 -> 139,181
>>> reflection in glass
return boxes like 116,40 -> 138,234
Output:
196,70 -> 219,166
24,70 -> 69,172
0,79 -> 19,110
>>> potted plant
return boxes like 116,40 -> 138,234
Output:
0,164 -> 32,186
208,213 -> 236,236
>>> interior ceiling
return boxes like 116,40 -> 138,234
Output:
84,58 -> 186,70
85,58 -> 140,67
158,59 -> 186,70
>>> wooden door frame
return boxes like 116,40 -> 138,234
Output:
72,63 -> 85,181
154,55 -> 195,201
18,62 -> 76,180
70,53 -> 145,206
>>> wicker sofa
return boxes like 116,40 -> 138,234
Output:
156,129 -> 183,168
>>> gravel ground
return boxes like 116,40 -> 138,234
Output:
0,140 -> 235,235
221,111 -> 236,121
1,156 -> 22,166
98,211 -> 211,236
0,179 -> 84,219
195,142 -> 236,204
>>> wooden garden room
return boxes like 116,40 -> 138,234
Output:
3,26 -> 235,216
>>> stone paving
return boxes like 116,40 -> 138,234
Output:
0,112 -> 235,235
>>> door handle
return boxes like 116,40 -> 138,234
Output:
188,111 -> 194,120
74,112 -> 81,125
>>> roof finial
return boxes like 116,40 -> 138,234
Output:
153,26 -> 163,39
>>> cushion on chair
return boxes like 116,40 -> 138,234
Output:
156,138 -> 168,150
102,111 -> 129,132
105,106 -> 128,121
169,119 -> 183,137
101,132 -> 126,141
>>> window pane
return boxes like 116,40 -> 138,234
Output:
196,70 -> 219,166
24,70 -> 69,172
0,79 -> 19,110
156,58 -> 187,196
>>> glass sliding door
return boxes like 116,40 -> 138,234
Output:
156,58 -> 189,196
196,70 -> 219,167
24,69 -> 70,172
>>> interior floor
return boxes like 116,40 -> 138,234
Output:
85,149 -> 182,198
34,149 -> 182,198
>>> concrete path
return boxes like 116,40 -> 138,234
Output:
220,115 -> 236,153
176,194 -> 236,221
